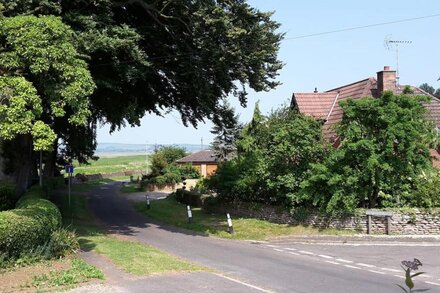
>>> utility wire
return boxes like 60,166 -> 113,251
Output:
89,12 -> 440,68
285,13 -> 440,40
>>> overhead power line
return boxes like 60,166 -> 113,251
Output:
285,13 -> 440,40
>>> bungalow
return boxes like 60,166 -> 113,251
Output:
291,66 -> 440,167
175,150 -> 218,177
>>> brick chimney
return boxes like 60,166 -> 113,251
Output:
377,66 -> 396,95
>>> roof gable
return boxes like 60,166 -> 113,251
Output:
175,150 -> 217,164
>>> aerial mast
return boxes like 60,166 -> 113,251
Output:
384,36 -> 412,87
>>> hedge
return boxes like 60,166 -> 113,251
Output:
0,181 -> 16,211
0,186 -> 61,257
175,188 -> 203,207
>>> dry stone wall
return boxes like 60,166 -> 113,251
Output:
210,200 -> 440,235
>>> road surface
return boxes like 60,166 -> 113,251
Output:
86,182 -> 440,293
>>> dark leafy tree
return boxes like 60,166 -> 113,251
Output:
210,106 -> 326,205
210,102 -> 243,161
301,92 -> 436,216
0,0 -> 283,188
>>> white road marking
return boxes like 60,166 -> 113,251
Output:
285,248 -> 297,251
381,268 -> 400,273
393,275 -> 405,279
299,250 -> 315,255
325,261 -> 340,265
214,273 -> 275,293
266,245 -> 279,248
344,265 -> 362,270
157,196 -> 166,199
318,254 -> 333,259
368,270 -> 386,275
273,248 -> 284,252
356,263 -> 376,268
336,258 -> 353,263
425,281 -> 440,286
288,251 -> 300,256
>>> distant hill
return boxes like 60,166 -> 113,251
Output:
96,143 -> 205,156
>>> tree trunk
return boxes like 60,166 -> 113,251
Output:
369,186 -> 379,208
43,148 -> 58,178
14,135 -> 34,195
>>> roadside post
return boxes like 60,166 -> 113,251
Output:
65,164 -> 74,208
187,205 -> 192,223
145,194 -> 151,209
227,213 -> 234,234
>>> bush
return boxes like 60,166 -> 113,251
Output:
49,228 -> 80,258
0,187 -> 62,258
175,188 -> 203,207
0,181 -> 16,211
407,172 -> 440,208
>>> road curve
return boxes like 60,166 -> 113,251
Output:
87,182 -> 434,293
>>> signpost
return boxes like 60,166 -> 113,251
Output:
65,164 -> 74,208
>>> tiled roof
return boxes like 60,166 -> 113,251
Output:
291,92 -> 338,119
293,77 -> 440,141
317,78 -> 375,140
175,150 -> 217,164
430,149 -> 440,169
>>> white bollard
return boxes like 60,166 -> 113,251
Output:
145,194 -> 150,209
227,213 -> 234,234
187,205 -> 193,223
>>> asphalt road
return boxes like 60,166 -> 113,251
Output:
87,182 -> 440,293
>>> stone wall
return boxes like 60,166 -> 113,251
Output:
210,200 -> 440,235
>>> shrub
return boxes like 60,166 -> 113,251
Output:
49,228 -> 80,258
0,181 -> 16,211
175,188 -> 203,207
407,172 -> 440,208
0,187 -> 62,258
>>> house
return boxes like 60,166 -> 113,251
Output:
175,150 -> 218,177
291,66 -> 440,167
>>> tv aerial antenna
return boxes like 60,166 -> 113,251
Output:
384,35 -> 412,86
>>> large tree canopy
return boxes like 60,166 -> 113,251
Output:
0,0 -> 283,130
0,0 -> 283,191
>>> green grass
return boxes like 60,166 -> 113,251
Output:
32,258 -> 104,289
79,233 -> 203,275
120,182 -> 143,193
134,196 -> 356,240
71,155 -> 149,175
55,179 -> 203,276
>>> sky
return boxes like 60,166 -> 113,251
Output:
97,0 -> 440,146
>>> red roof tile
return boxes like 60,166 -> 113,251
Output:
430,149 -> 440,169
291,92 -> 338,119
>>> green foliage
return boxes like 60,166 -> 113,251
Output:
0,15 -> 95,152
49,229 -> 80,258
0,1 -> 283,189
157,146 -> 187,165
301,92 -> 436,216
406,171 -> 440,208
210,102 -> 243,161
145,146 -> 199,185
32,258 -> 104,289
0,187 -> 61,258
0,181 -> 16,211
175,189 -> 204,207
210,106 -> 326,205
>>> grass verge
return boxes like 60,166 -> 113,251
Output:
56,179 -> 203,276
134,196 -> 356,240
